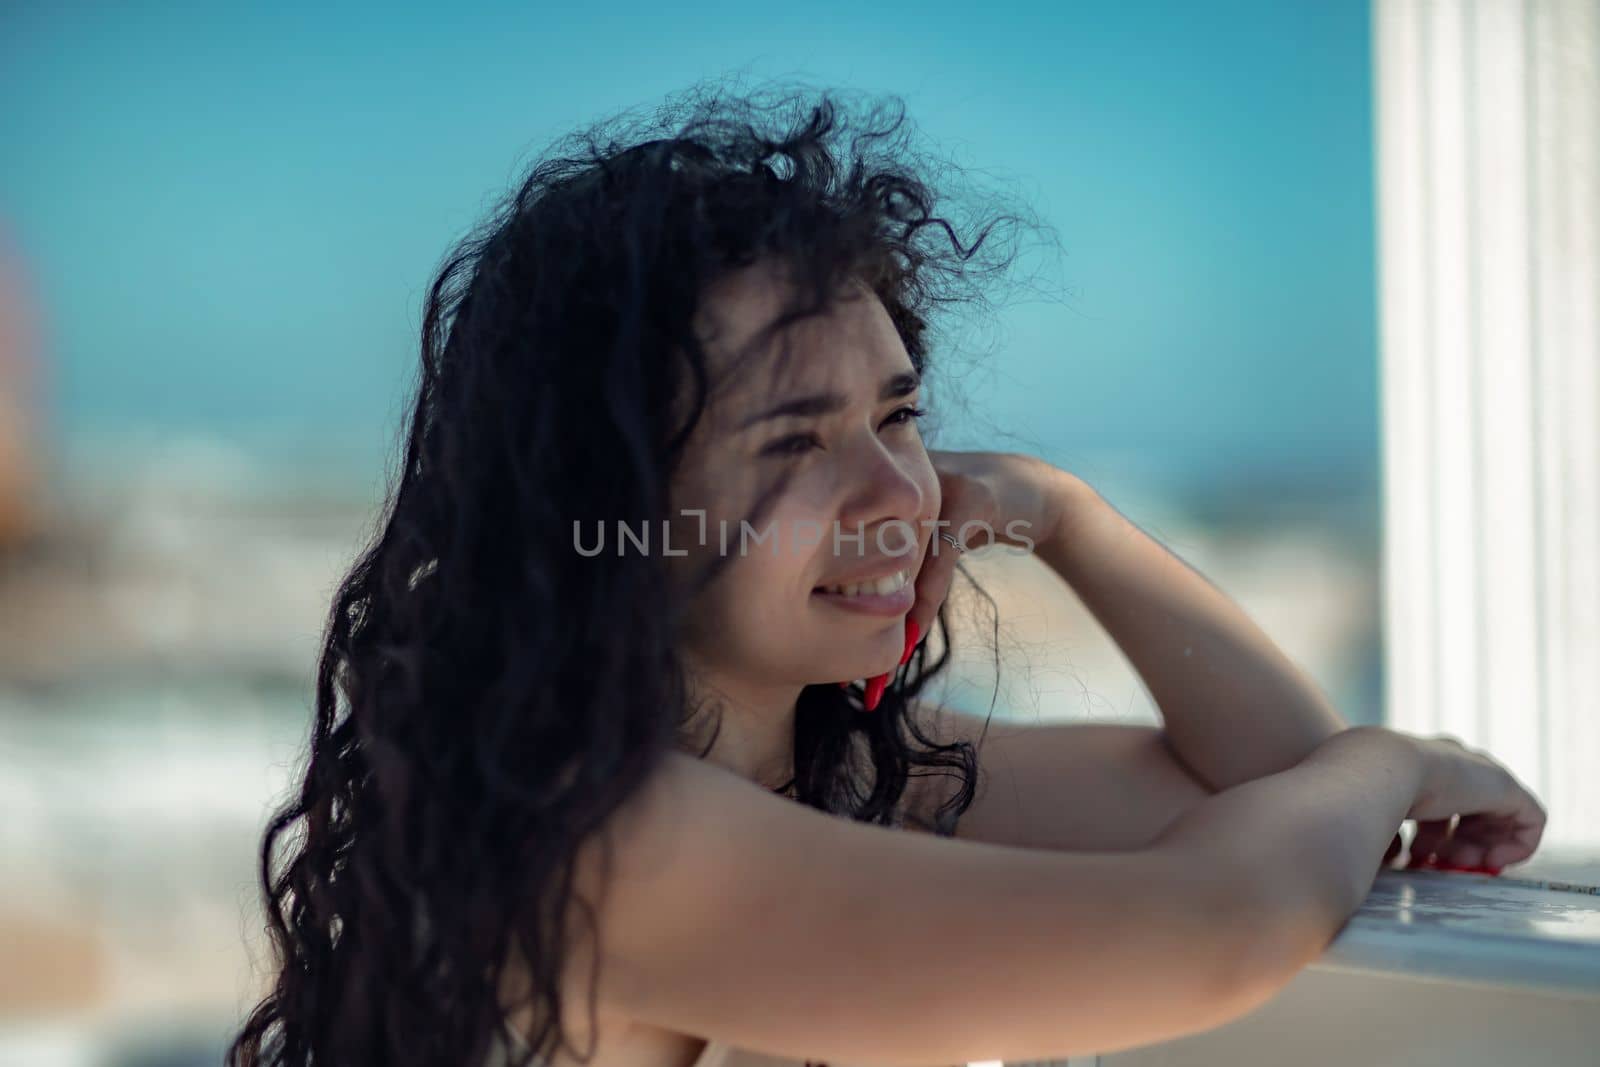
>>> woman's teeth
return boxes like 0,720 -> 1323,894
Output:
818,569 -> 910,597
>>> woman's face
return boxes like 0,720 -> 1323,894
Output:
667,260 -> 939,688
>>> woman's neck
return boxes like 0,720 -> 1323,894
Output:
678,666 -> 801,792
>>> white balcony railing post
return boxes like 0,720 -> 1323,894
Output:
1374,0 -> 1600,848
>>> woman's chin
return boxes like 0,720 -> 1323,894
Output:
816,657 -> 900,687
803,624 -> 906,685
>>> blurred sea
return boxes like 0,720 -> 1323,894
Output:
1,0 -> 1386,1057
0,427 -> 1383,1065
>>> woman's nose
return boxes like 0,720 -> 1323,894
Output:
836,437 -> 926,541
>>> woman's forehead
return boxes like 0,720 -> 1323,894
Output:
695,263 -> 908,411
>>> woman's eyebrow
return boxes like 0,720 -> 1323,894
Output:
736,370 -> 920,429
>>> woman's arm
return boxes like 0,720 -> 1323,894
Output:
581,730 -> 1430,1065
904,704 -> 1218,851
1034,470 -> 1352,793
1152,725 -> 1425,977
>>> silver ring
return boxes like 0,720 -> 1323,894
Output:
938,532 -> 967,554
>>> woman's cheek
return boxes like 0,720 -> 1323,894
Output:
918,465 -> 941,531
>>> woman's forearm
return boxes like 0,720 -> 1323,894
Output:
1153,725 -> 1422,979
1034,472 -> 1351,793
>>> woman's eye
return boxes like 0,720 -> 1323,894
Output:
761,407 -> 924,458
763,433 -> 821,457
885,405 -> 927,428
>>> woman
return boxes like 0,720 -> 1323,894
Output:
228,83 -> 1547,1067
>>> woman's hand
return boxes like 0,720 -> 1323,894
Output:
851,450 -> 1071,710
904,449 -> 1074,650
1400,733 -> 1548,872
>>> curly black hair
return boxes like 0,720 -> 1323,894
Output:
228,78 -> 1039,1067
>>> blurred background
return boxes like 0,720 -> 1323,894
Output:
6,1 -> 1591,1064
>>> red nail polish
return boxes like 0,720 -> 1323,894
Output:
838,681 -> 851,689
899,618 -> 921,667
864,673 -> 888,711
1423,858 -> 1504,875
1459,863 -> 1503,875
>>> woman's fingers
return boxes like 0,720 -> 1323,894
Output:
906,532 -> 962,652
1405,811 -> 1540,871
1443,840 -> 1486,868
1484,833 -> 1539,870
1437,815 -> 1492,868
1467,813 -> 1544,869
1406,817 -> 1457,867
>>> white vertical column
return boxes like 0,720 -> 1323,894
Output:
1374,0 -> 1600,849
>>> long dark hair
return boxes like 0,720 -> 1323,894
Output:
228,79 -> 1037,1067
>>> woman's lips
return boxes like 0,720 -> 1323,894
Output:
811,582 -> 915,616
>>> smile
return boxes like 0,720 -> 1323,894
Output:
811,568 -> 916,617
814,569 -> 912,597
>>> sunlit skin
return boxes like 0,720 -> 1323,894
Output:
666,259 -> 939,792
496,265 -> 1547,1067
655,264 -> 1550,878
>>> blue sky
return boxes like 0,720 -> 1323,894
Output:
1,0 -> 1377,495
